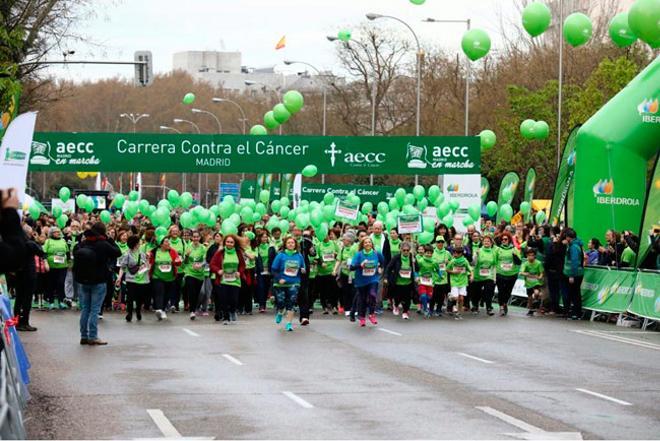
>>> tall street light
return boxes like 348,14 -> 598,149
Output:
159,125 -> 181,134
119,113 -> 150,193
173,118 -> 201,200
284,59 -> 330,184
212,97 -> 248,134
192,108 -> 223,134
245,80 -> 283,135
367,12 -> 423,185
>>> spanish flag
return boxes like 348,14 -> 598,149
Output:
275,35 -> 286,50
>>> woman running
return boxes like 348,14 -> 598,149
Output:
316,230 -> 340,314
117,235 -> 150,322
350,237 -> 385,327
43,227 -> 69,310
334,232 -> 356,317
495,231 -> 521,316
270,236 -> 306,331
210,235 -> 246,324
471,235 -> 497,316
184,231 -> 207,320
255,231 -> 276,313
384,241 -> 416,320
149,237 -> 182,321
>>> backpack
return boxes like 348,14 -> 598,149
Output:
127,253 -> 141,275
73,244 -> 99,284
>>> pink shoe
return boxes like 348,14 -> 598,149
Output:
359,318 -> 366,327
368,314 -> 378,325
202,311 -> 209,317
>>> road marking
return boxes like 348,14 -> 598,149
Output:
457,352 -> 494,364
477,406 -> 583,440
378,328 -> 402,336
575,388 -> 632,406
572,330 -> 660,351
222,354 -> 243,366
182,328 -> 200,337
282,391 -> 314,408
147,409 -> 182,438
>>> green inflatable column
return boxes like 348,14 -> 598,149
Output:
573,57 -> 660,242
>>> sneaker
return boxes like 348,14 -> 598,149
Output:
349,314 -> 356,322
424,310 -> 431,319
16,324 -> 37,332
169,306 -> 177,313
98,314 -> 103,320
344,311 -> 351,317
332,308 -> 338,315
31,302 -> 40,309
80,338 -> 89,345
487,309 -> 495,316
285,322 -> 293,332
368,314 -> 378,325
375,308 -> 383,315
338,306 -> 345,314
190,312 -> 196,320
402,312 -> 410,320
259,307 -> 266,314
323,308 -> 330,315
136,312 -> 142,321
156,310 -> 163,321
275,312 -> 283,324
358,318 -> 366,327
214,315 -> 221,322
570,315 -> 579,320
125,315 -> 132,322
454,314 -> 462,320
87,339 -> 108,346
499,309 -> 505,317
48,302 -> 55,310
161,311 -> 168,320
223,320 -> 229,325
526,310 -> 534,317
393,306 -> 400,316
301,318 -> 310,326
202,312 -> 209,317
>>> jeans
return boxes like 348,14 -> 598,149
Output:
356,283 -> 378,319
274,285 -> 299,311
256,273 -> 272,308
78,282 -> 107,340
184,277 -> 204,313
561,275 -> 583,318
152,279 -> 175,311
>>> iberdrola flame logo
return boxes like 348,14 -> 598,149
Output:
593,179 -> 614,195
597,286 -> 610,304
638,98 -> 659,115
447,184 -> 459,192
567,151 -> 576,167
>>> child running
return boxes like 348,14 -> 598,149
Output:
446,247 -> 473,320
520,248 -> 545,316
270,236 -> 306,331
416,244 -> 438,318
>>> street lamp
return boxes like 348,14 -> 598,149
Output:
119,113 -> 150,193
212,97 -> 248,134
367,12 -> 423,185
173,118 -> 200,133
244,80 -> 282,134
159,125 -> 181,134
191,108 -> 223,134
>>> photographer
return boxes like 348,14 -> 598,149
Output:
0,188 -> 27,273
14,224 -> 44,331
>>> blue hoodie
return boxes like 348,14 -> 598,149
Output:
271,251 -> 306,287
563,238 -> 585,277
350,249 -> 385,288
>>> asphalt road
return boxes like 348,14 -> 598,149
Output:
20,307 -> 660,440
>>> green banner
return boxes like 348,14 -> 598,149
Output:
550,127 -> 579,226
524,168 -> 536,203
481,176 -> 489,204
627,270 -> 660,320
496,172 -> 520,223
29,133 -> 480,175
581,267 -> 636,313
637,154 -> 659,267
335,199 -> 359,220
241,180 -> 403,204
279,174 -> 295,202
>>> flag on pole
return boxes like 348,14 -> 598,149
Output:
275,35 -> 286,50
94,173 -> 101,191
0,112 -> 37,205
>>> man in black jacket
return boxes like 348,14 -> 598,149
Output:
0,188 -> 26,273
15,225 -> 43,331
73,222 -> 121,346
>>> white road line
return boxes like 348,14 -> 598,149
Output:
575,388 -> 632,406
477,406 -> 544,433
378,328 -> 402,336
572,330 -> 660,351
146,409 -> 182,438
182,328 -> 200,337
457,352 -> 495,364
282,391 -> 314,409
477,407 -> 583,440
222,354 -> 243,366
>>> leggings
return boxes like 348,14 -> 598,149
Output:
256,273 -> 272,308
339,274 -> 354,310
239,269 -> 255,313
356,283 -> 378,319
218,284 -> 240,321
126,282 -> 149,317
184,276 -> 204,313
392,283 -> 414,313
471,280 -> 495,311
317,274 -> 338,309
46,268 -> 67,303
431,284 -> 450,313
275,285 -> 300,311
496,275 -> 517,306
151,279 -> 175,311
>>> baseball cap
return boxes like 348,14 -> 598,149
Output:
435,235 -> 446,242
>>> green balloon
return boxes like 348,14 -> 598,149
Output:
386,217 -> 397,232
468,203 -> 481,222
270,200 -> 281,214
100,210 -> 111,224
463,216 -> 475,227
377,201 -> 389,215
250,124 -> 268,135
59,187 -> 71,203
180,212 -> 193,229
57,214 -> 68,228
433,193 -> 445,207
628,0 -> 660,48
412,185 -> 425,200
207,212 -> 217,227
128,190 -> 139,202
535,210 -> 547,224
75,194 -> 87,208
423,217 -> 435,233
486,201 -> 498,217
479,129 -> 496,151
273,103 -> 291,124
280,197 -> 290,207
255,202 -> 267,216
522,2 -> 552,37
302,164 -> 318,178
139,199 -> 150,213
295,213 -> 310,228
182,92 -> 195,105
410,0 -> 425,4
84,197 -> 95,213
180,192 -> 193,208
229,213 -> 241,225
417,198 -> 428,212
167,189 -> 180,206
280,206 -> 290,219
259,189 -> 271,204
442,214 -> 454,228
29,204 -> 41,219
240,206 -> 254,223
394,188 -> 406,204
310,209 -> 323,227
221,219 -> 237,235
499,203 -> 514,222
388,198 -> 399,211
360,202 -> 373,214
418,231 -> 434,245
278,219 -> 290,234
283,90 -> 304,114
428,185 -> 440,202
520,201 -> 531,215
52,205 -> 62,218
317,223 -> 329,241
263,111 -> 280,130
533,120 -> 550,139
322,205 -> 335,221
461,28 -> 491,61
449,200 -> 460,212
402,204 -> 417,215
609,12 -> 637,47
323,192 -> 335,205
338,29 -> 352,42
563,12 -> 592,47
520,119 -> 537,139
124,201 -> 139,219
404,193 -> 416,206
437,201 -> 450,218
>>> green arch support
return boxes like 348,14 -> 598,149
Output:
573,56 -> 660,242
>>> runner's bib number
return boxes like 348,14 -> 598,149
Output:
438,263 -> 446,270
158,264 -> 172,273
192,262 -> 204,270
363,262 -> 377,277
479,268 -> 491,277
223,272 -> 237,282
501,262 -> 513,271
322,253 -> 335,262
454,266 -> 466,273
53,254 -> 66,264
284,262 -> 299,277
399,269 -> 411,279
420,275 -> 433,286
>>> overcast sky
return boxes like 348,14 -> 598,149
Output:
45,0 -> 519,81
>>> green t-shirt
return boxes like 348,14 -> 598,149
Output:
372,234 -> 384,253
244,245 -> 256,270
390,239 -> 401,256
496,245 -> 520,277
185,243 -> 207,280
473,246 -> 497,282
169,237 -> 185,256
118,242 -> 129,256
44,238 -> 69,269
339,244 -> 356,277
447,256 -> 472,288
621,246 -> 636,266
317,240 -> 338,276
416,255 -> 437,287
432,247 -> 451,285
396,256 -> 413,286
520,259 -> 544,288
221,248 -> 241,287
258,243 -> 271,273
153,249 -> 175,282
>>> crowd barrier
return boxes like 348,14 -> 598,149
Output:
581,265 -> 659,330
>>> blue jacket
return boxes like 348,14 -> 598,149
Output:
350,250 -> 385,288
563,238 -> 585,277
271,251 -> 306,286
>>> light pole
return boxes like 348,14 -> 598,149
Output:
159,125 -> 181,134
367,13 -> 423,185
191,108 -> 223,134
557,0 -> 564,169
284,59 -> 329,184
245,80 -> 283,135
173,118 -> 202,201
160,126 -> 182,193
119,113 -> 150,193
212,97 -> 248,134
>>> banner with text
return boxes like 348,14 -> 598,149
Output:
636,154 -> 659,267
627,270 -> 660,320
29,133 -> 480,176
550,127 -> 579,226
581,266 -> 636,313
398,214 -> 423,234
443,174 -> 481,233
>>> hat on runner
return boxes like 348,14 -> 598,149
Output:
435,235 -> 446,242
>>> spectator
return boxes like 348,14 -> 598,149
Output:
14,225 -> 43,331
598,229 -> 624,267
0,188 -> 26,273
585,238 -> 601,265
561,228 -> 584,320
